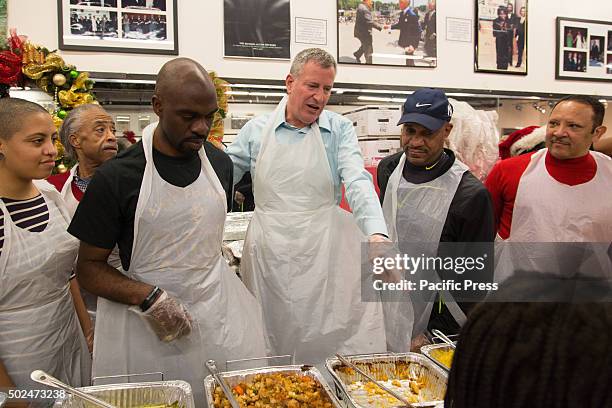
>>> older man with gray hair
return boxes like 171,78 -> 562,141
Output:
48,104 -> 117,216
226,47 -> 388,366
48,104 -> 118,338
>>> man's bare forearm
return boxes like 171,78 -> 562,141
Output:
77,257 -> 153,307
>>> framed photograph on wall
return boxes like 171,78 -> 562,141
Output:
223,0 -> 291,59
337,0 -> 437,68
58,0 -> 178,55
556,17 -> 611,82
0,0 -> 7,41
474,0 -> 527,75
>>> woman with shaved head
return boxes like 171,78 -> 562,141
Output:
0,98 -> 90,394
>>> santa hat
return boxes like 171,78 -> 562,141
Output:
498,126 -> 546,160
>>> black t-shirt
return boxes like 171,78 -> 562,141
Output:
377,149 -> 495,335
68,140 -> 233,271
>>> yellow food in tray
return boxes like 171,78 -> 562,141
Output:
337,362 -> 430,407
212,372 -> 334,408
346,378 -> 425,407
429,348 -> 454,369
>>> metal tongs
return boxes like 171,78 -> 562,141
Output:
335,354 -> 415,408
205,360 -> 240,408
432,329 -> 456,349
30,370 -> 116,408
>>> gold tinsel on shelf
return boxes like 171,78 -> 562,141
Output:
208,71 -> 230,149
0,31 -> 97,172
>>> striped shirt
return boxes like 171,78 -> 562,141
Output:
0,195 -> 49,256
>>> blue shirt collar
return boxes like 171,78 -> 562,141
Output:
275,109 -> 332,133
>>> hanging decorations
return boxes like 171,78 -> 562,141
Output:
0,29 -> 96,117
1,30 -> 231,155
0,29 -> 97,172
208,71 -> 230,149
0,0 -> 6,48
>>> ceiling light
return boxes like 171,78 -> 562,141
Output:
94,78 -> 156,84
359,89 -> 412,95
249,92 -> 285,97
357,96 -> 400,103
446,92 -> 477,97
227,83 -> 286,90
334,87 -> 363,93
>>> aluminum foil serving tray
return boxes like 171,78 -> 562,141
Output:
53,380 -> 194,408
203,364 -> 343,408
420,343 -> 455,372
325,352 -> 447,408
223,211 -> 254,241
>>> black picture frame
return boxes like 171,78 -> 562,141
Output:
474,0 -> 528,75
555,17 -> 612,82
58,0 -> 178,55
223,0 -> 291,60
336,0 -> 437,68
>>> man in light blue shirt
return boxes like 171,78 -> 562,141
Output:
226,48 -> 389,365
227,60 -> 388,238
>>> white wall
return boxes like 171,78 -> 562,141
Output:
8,0 -> 612,96
498,100 -> 612,133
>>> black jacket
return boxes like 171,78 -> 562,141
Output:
377,150 -> 495,335
423,10 -> 436,55
354,3 -> 380,40
391,8 -> 421,48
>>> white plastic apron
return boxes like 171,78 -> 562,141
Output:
495,149 -> 612,282
60,164 -> 120,323
241,97 -> 386,367
92,127 -> 267,407
382,153 -> 467,350
60,164 -> 80,216
0,182 -> 90,391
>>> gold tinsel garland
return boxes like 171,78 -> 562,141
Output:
208,71 -> 230,149
0,32 -> 97,172
3,32 -> 231,162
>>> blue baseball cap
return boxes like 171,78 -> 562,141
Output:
397,88 -> 453,131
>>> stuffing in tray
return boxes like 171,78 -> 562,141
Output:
212,372 -> 334,407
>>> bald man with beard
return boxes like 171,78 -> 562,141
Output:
68,58 -> 267,406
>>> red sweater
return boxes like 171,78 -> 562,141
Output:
485,150 -> 597,239
47,171 -> 84,201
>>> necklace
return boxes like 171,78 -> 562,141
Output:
425,152 -> 446,170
